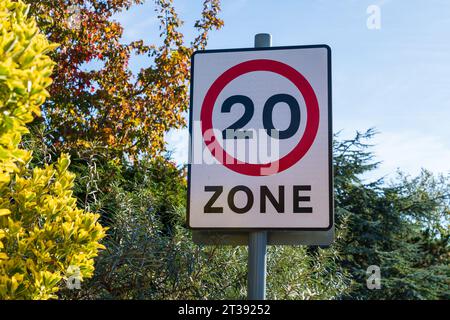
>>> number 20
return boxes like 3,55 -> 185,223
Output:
221,94 -> 301,140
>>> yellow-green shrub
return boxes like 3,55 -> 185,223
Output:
0,0 -> 106,299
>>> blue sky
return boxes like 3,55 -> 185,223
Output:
115,0 -> 450,180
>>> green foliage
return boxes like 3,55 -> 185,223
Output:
54,128 -> 448,300
0,0 -> 106,300
266,226 -> 351,300
51,152 -> 350,300
334,129 -> 449,299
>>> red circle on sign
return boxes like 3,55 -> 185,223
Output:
201,59 -> 320,176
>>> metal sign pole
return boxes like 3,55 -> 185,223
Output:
248,230 -> 267,299
247,33 -> 271,300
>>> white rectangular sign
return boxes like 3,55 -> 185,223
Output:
188,45 -> 332,230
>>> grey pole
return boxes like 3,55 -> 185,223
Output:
248,231 -> 267,300
254,33 -> 272,48
247,33 -> 271,301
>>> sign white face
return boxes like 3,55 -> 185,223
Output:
188,45 -> 332,230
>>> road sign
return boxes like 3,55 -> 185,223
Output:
188,44 -> 332,230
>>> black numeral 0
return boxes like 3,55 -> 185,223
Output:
263,93 -> 300,139
222,94 -> 300,140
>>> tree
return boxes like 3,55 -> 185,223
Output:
26,0 -> 223,159
0,0 -> 106,299
334,130 -> 449,299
